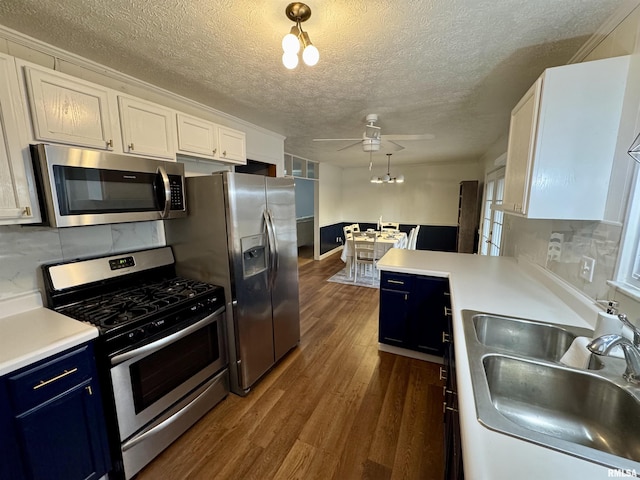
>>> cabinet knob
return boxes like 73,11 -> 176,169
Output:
22,206 -> 32,217
128,143 -> 135,151
222,150 -> 227,157
213,148 -> 217,155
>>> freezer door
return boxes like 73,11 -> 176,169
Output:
225,173 -> 275,390
266,177 -> 301,360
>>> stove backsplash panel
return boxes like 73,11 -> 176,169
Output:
0,221 -> 165,301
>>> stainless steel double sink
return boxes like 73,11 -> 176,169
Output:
463,310 -> 640,470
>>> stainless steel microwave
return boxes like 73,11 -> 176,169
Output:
31,144 -> 187,228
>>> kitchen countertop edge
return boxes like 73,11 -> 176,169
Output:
0,292 -> 99,377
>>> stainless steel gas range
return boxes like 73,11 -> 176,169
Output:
42,247 -> 229,480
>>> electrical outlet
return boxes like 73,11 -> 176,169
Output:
579,256 -> 596,282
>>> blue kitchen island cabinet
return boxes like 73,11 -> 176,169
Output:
4,342 -> 111,480
379,271 -> 450,356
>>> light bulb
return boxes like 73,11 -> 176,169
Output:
302,44 -> 319,66
282,52 -> 299,70
396,174 -> 404,183
282,32 -> 300,54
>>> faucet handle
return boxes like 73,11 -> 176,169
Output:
618,313 -> 640,348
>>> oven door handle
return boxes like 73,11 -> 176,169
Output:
110,306 -> 225,366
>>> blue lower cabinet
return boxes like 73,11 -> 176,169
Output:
379,272 -> 450,355
5,343 -> 111,480
0,381 -> 25,479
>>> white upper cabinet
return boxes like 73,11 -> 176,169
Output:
176,113 -> 218,158
23,66 -> 115,151
218,126 -> 246,164
503,55 -> 630,220
176,113 -> 246,164
0,54 -> 39,224
118,96 -> 175,160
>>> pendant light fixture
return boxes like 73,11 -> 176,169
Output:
371,154 -> 404,184
282,3 -> 319,69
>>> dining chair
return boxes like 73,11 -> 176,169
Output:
406,228 -> 415,249
380,221 -> 400,231
353,236 -> 378,284
409,225 -> 420,250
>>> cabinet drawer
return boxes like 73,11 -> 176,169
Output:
8,344 -> 94,414
380,272 -> 413,290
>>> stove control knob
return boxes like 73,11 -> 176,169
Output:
127,328 -> 145,343
148,320 -> 164,333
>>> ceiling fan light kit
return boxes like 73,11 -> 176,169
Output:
371,154 -> 404,184
282,3 -> 319,69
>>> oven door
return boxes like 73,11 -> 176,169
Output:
110,307 -> 226,441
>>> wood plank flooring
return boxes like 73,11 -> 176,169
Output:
137,253 -> 445,480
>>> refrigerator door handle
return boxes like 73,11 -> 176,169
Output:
267,209 -> 280,281
263,209 -> 277,288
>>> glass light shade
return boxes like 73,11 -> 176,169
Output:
383,173 -> 391,182
302,44 -> 319,66
282,52 -> 299,70
396,174 -> 405,183
282,32 -> 300,54
370,176 -> 381,183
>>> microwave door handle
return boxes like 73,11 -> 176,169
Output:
157,166 -> 171,218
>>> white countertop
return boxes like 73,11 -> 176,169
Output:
0,292 -> 98,377
377,249 -> 632,480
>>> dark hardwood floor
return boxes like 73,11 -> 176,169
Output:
137,253 -> 445,480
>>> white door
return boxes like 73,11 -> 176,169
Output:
118,96 -> 175,159
218,126 -> 246,164
479,168 -> 505,256
24,66 -> 114,150
0,54 -> 38,223
176,113 -> 218,159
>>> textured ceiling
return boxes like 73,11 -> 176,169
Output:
0,0 -> 622,168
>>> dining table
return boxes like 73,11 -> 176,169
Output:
341,231 -> 408,278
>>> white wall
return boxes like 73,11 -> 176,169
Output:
340,161 -> 483,225
318,163 -> 344,227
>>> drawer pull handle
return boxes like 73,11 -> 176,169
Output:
387,279 -> 405,285
444,306 -> 452,316
439,366 -> 447,381
33,367 -> 78,390
442,331 -> 451,343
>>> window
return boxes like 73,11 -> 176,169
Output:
613,164 -> 640,298
479,167 -> 505,256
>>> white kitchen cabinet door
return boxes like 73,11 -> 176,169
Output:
218,126 -> 246,164
503,79 -> 541,215
176,113 -> 218,159
23,66 -> 114,151
503,55 -> 629,220
0,54 -> 39,224
118,96 -> 175,160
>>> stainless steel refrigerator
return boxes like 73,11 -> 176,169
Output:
165,172 -> 300,395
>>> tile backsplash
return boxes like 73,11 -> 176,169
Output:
0,221 -> 165,300
502,216 -> 622,302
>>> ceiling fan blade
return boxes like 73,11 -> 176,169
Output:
381,134 -> 435,141
312,138 -> 362,142
337,141 -> 362,151
386,140 -> 405,151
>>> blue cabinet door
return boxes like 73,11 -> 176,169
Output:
379,288 -> 411,347
411,276 -> 449,355
15,379 -> 109,480
0,380 -> 25,480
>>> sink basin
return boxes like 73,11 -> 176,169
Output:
482,355 -> 640,462
474,314 -> 580,362
462,309 -> 640,469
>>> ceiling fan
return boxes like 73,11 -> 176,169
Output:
312,113 -> 434,152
